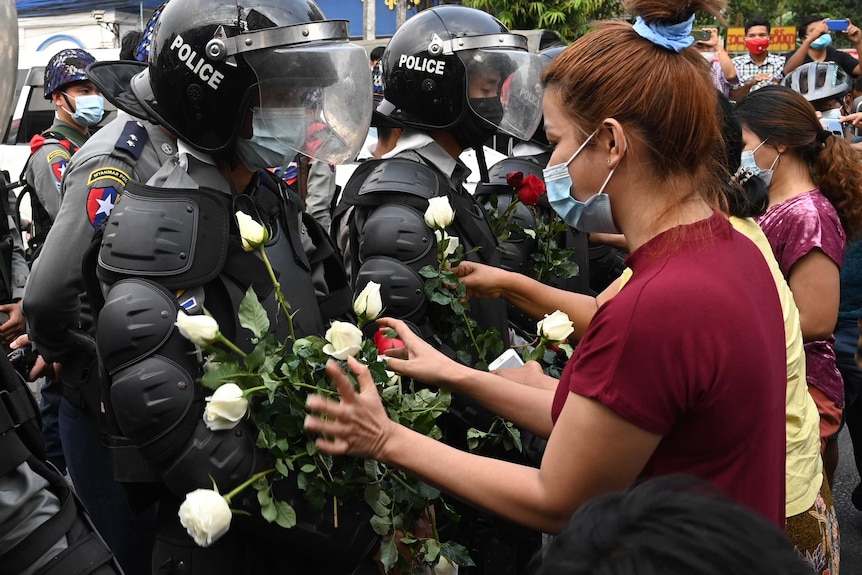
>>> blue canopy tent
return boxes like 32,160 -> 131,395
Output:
16,0 -> 162,18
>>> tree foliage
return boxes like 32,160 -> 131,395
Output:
461,0 -> 624,42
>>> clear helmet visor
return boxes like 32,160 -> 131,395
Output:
459,48 -> 543,141
244,41 -> 372,165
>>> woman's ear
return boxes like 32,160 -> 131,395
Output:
601,118 -> 627,168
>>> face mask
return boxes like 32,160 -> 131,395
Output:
811,34 -> 832,50
744,38 -> 770,55
821,108 -> 842,119
470,97 -> 505,127
740,139 -> 780,188
543,130 -> 622,234
63,93 -> 105,126
700,52 -> 715,62
237,107 -> 306,170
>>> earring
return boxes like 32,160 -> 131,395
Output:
607,159 -> 610,165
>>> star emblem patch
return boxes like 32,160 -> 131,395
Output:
51,159 -> 67,182
87,186 -> 120,228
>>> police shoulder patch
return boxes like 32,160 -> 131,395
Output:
51,159 -> 67,182
87,186 -> 120,228
46,149 -> 71,163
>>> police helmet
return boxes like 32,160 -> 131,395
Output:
781,62 -> 852,104
127,0 -> 372,162
43,48 -> 97,99
378,6 -> 543,147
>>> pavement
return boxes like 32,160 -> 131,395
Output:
834,426 -> 862,573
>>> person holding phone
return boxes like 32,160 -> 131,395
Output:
784,15 -> 862,78
693,27 -> 740,97
730,17 -> 784,100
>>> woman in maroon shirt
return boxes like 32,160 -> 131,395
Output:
306,0 -> 789,533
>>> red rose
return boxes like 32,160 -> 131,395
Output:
373,328 -> 405,354
505,171 -> 524,188
515,174 -> 546,206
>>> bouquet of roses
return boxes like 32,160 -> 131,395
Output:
173,211 -> 472,574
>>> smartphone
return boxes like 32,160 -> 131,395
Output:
826,19 -> 849,32
488,348 -> 525,371
820,117 -> 845,137
691,29 -> 711,41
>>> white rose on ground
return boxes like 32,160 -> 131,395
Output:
353,281 -> 383,321
178,488 -> 232,547
537,310 -> 574,343
424,197 -> 455,229
235,210 -> 268,251
322,321 -> 363,360
203,383 -> 249,431
435,230 -> 459,259
175,311 -> 220,347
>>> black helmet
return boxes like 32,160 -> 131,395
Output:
378,6 -> 543,149
126,0 -> 371,162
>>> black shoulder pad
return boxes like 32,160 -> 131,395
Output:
340,158 -> 444,208
114,120 -> 150,160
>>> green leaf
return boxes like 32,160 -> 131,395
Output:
274,500 -> 297,528
429,290 -> 452,306
275,458 -> 290,477
370,514 -> 393,536
200,363 -> 248,391
441,541 -> 475,567
379,538 -> 398,571
261,499 -> 277,523
238,286 -> 270,338
300,464 -> 317,473
422,539 -> 442,563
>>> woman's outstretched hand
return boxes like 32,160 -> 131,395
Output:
305,356 -> 395,460
376,317 -> 466,389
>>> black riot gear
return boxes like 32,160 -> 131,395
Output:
378,5 -> 543,149
130,0 -> 371,162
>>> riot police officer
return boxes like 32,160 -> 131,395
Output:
333,6 -> 544,352
88,0 -> 377,573
332,7 -> 546,574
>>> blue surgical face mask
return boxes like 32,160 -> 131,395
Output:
237,107 -> 307,170
810,33 -> 832,50
64,93 -> 105,126
543,130 -> 622,234
740,139 -> 780,188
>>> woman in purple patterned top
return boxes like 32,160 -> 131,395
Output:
736,85 -> 862,489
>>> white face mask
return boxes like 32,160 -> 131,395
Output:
821,108 -> 842,120
700,51 -> 716,62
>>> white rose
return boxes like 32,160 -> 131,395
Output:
178,488 -> 232,547
353,281 -> 383,321
537,310 -> 574,343
424,197 -> 455,229
203,383 -> 249,431
175,311 -> 220,347
430,556 -> 458,575
435,230 -> 459,259
322,321 -> 364,360
235,210 -> 268,251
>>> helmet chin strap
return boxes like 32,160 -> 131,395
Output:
60,93 -> 76,117
475,144 -> 490,183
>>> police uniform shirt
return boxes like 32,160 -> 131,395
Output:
23,118 -> 88,222
23,111 -> 176,362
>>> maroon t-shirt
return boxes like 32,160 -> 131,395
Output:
552,212 -> 787,528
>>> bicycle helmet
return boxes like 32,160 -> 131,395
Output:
781,61 -> 851,103
43,48 -> 97,99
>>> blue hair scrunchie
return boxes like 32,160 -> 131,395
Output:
632,15 -> 696,52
